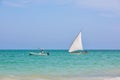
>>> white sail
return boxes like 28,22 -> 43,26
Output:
69,32 -> 83,53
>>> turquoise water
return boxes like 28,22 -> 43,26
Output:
0,50 -> 120,80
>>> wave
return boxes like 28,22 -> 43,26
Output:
104,77 -> 120,80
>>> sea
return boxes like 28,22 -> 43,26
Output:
0,50 -> 120,80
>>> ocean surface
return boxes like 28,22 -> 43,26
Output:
0,50 -> 120,80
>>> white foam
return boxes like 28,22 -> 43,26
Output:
0,77 -> 49,80
1,77 -> 17,80
104,77 -> 120,80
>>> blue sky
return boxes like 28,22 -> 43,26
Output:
0,0 -> 120,49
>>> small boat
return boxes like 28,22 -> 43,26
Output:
69,32 -> 88,54
29,49 -> 50,56
29,52 -> 49,56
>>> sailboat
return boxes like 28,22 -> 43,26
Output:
69,32 -> 87,53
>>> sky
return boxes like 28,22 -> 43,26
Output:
0,0 -> 120,50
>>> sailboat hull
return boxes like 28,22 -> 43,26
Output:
70,51 -> 87,53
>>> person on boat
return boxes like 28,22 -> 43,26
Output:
83,51 -> 88,54
40,49 -> 44,54
47,52 -> 50,55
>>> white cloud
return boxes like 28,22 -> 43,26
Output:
73,0 -> 120,17
73,0 -> 120,12
1,0 -> 73,7
2,0 -> 120,11
2,0 -> 23,7
2,0 -> 120,16
98,13 -> 117,18
1,0 -> 42,7
2,0 -> 35,7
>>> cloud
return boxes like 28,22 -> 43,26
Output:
2,0 -> 24,7
73,0 -> 120,12
1,0 -> 73,7
2,0 -> 120,16
1,0 -> 43,7
2,0 -> 120,11
98,13 -> 118,18
74,0 -> 120,17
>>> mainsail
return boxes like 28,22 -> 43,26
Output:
69,32 -> 83,53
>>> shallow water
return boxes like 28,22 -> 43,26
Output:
0,50 -> 120,80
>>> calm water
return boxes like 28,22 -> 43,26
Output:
0,50 -> 120,80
